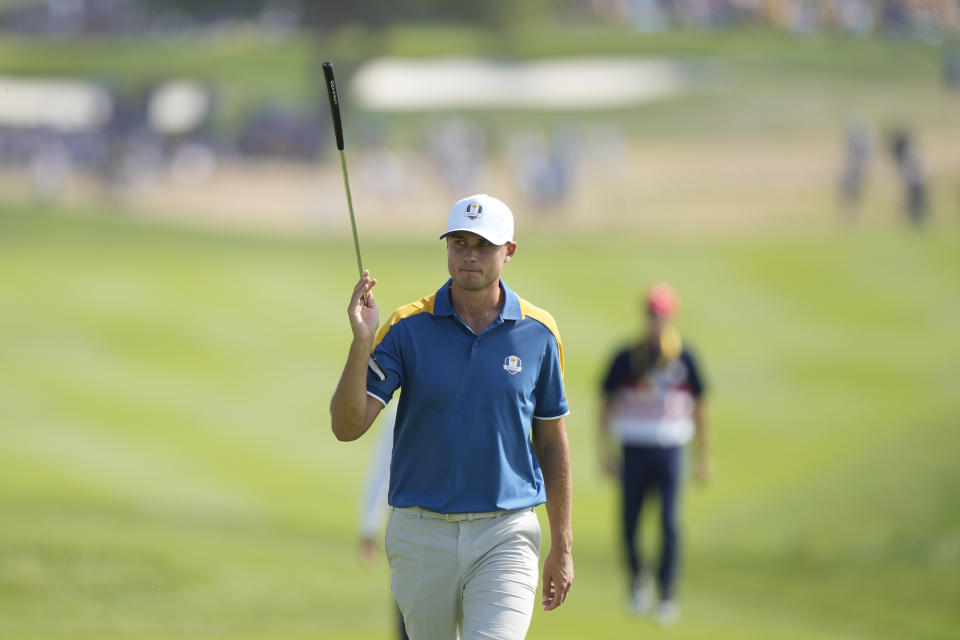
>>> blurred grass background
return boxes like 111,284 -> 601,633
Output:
2,206 -> 958,639
1,12 -> 960,640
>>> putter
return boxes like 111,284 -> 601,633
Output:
322,61 -> 365,287
323,61 -> 384,382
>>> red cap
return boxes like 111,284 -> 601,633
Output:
646,282 -> 678,317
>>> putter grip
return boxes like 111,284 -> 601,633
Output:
322,61 -> 345,150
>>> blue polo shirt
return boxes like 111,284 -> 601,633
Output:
367,279 -> 569,513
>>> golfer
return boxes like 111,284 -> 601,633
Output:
598,283 -> 709,625
331,194 -> 573,639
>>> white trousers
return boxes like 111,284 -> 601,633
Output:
385,506 -> 541,640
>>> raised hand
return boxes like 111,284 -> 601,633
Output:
348,270 -> 379,343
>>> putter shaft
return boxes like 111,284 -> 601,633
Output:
339,149 -> 364,279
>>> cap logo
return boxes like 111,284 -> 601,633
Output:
503,355 -> 522,375
465,202 -> 483,220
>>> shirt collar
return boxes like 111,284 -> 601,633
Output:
434,278 -> 522,321
500,280 -> 522,320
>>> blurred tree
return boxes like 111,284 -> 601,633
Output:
141,0 -> 266,22
140,0 -> 564,29
302,0 -> 563,30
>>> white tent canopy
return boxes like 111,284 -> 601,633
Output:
0,75 -> 112,131
352,56 -> 700,111
0,76 -> 210,134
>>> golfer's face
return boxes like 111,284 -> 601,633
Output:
646,309 -> 670,338
446,232 -> 514,291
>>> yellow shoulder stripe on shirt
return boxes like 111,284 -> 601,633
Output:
373,292 -> 437,350
518,298 -> 565,377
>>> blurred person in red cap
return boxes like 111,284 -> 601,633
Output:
598,282 -> 710,625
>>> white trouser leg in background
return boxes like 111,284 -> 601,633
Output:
385,508 -> 541,640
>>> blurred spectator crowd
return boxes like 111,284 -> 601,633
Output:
1,0 -> 958,40
1,0 -> 957,211
0,69 -> 603,210
0,0 -> 301,38
590,0 -> 960,38
0,75 -> 326,203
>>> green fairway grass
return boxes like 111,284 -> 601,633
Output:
1,207 -> 957,639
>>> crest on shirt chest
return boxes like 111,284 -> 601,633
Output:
503,355 -> 523,375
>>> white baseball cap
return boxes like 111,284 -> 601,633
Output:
439,194 -> 515,245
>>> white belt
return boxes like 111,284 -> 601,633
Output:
393,505 -> 532,523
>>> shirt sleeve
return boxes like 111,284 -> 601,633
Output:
366,322 -> 403,406
601,349 -> 630,394
533,332 -> 569,420
681,349 -> 706,398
